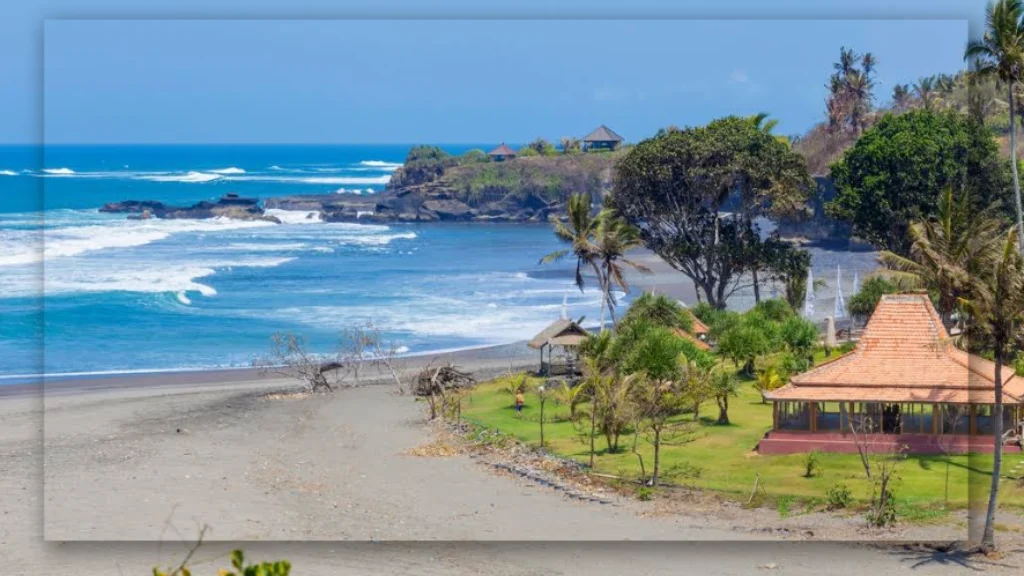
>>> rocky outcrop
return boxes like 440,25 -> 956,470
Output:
100,194 -> 282,223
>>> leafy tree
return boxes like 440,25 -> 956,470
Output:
967,0 -> 1024,255
612,117 -> 813,308
527,137 -> 558,156
715,312 -> 780,376
460,148 -> 489,163
560,136 -> 582,154
780,315 -> 818,358
827,110 -> 1010,253
753,366 -> 785,404
827,47 -> 877,135
629,375 -> 694,485
619,292 -> 695,333
760,234 -> 812,309
387,145 -> 457,188
710,371 -> 741,424
517,146 -> 540,157
847,276 -> 901,320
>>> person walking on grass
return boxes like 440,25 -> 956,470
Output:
515,391 -> 525,418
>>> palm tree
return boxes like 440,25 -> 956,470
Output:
559,136 -> 581,154
592,211 -> 651,326
913,76 -> 938,111
541,193 -> 603,318
891,83 -> 913,113
967,0 -> 1024,255
960,229 -> 1024,553
880,188 -> 1004,328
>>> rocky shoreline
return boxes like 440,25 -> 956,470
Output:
101,185 -> 563,224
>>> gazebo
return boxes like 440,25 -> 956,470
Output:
487,143 -> 517,161
528,318 -> 589,376
760,293 -> 1024,455
582,125 -> 624,152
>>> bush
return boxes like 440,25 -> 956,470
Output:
778,352 -> 811,376
1015,352 -> 1024,377
517,147 -> 539,157
635,485 -> 654,501
826,483 -> 852,510
460,148 -> 489,163
777,495 -> 795,518
803,450 -> 821,478
866,490 -> 898,527
848,276 -> 900,320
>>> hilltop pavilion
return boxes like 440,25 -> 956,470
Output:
760,293 -> 1024,455
488,143 -> 517,161
582,125 -> 624,152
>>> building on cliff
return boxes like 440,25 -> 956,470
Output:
582,125 -> 624,152
487,143 -> 517,161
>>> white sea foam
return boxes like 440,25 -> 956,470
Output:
140,171 -> 223,183
176,291 -> 193,305
209,167 -> 245,174
264,209 -> 323,225
0,170 -> 17,176
223,242 -> 309,252
43,168 -> 75,175
0,215 -> 276,267
359,160 -> 403,169
233,175 -> 391,185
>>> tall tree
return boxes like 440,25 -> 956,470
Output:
891,83 -> 913,113
967,0 -> 1024,254
828,110 -> 1011,253
961,229 -> 1024,552
913,76 -> 938,111
612,117 -> 812,309
879,188 -> 1004,327
592,211 -> 651,325
540,194 -> 602,319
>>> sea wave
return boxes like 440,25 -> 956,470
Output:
232,174 -> 391,185
43,168 -> 75,175
0,215 -> 276,267
333,187 -> 375,195
139,171 -> 223,183
263,208 -> 323,225
0,170 -> 17,176
209,167 -> 245,174
359,160 -> 403,169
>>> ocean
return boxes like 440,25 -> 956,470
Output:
0,144 -> 878,382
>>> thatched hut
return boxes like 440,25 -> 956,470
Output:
528,318 -> 589,376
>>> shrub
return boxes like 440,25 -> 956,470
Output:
848,276 -> 900,320
1015,351 -> 1024,377
778,352 -> 811,376
866,489 -> 898,527
777,495 -> 795,518
517,147 -> 540,157
635,485 -> 654,501
803,450 -> 821,478
753,367 -> 786,403
460,148 -> 489,163
826,483 -> 852,510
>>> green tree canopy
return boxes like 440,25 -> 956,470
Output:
612,116 -> 813,308
826,110 -> 1010,253
619,292 -> 695,334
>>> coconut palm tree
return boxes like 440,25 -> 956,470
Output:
879,188 -> 1004,328
592,211 -> 651,326
541,193 -> 603,318
913,76 -> 939,111
960,229 -> 1024,553
966,0 -> 1024,255
891,83 -> 913,113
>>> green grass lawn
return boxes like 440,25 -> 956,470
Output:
461,369 -> 1024,512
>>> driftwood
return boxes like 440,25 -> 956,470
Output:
413,363 -> 476,420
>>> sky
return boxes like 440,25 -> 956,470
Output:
1,0 -> 994,144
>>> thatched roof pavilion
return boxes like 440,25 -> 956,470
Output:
582,125 -> 624,151
487,143 -> 517,161
529,319 -> 589,376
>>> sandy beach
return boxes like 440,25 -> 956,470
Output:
0,343 -> 1019,573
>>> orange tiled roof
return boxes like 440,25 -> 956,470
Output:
766,293 -> 1024,405
690,315 -> 709,335
673,328 -> 710,351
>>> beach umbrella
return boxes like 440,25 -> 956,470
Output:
825,316 -> 837,350
803,268 -> 815,319
834,265 -> 847,319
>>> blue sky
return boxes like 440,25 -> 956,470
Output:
3,0 -> 992,143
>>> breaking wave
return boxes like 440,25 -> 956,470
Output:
209,167 -> 245,174
43,168 -> 75,175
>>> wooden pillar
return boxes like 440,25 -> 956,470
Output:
772,401 -> 778,431
932,405 -> 939,434
809,402 -> 818,433
969,405 -> 977,436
